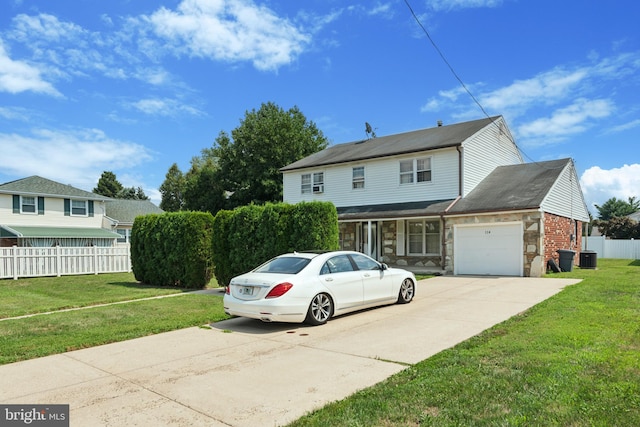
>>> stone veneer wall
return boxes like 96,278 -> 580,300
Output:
444,212 -> 544,277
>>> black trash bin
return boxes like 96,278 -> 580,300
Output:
557,249 -> 576,272
580,250 -> 597,269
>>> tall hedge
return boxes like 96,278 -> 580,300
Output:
131,211 -> 214,289
212,201 -> 338,286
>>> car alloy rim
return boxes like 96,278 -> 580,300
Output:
311,294 -> 331,321
401,279 -> 414,300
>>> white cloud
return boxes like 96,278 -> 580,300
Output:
147,0 -> 311,71
129,98 -> 205,117
580,164 -> 640,211
0,128 -> 153,191
426,0 -> 504,12
0,39 -> 60,96
517,98 -> 614,144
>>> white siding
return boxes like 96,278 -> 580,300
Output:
0,195 -> 106,228
461,117 -> 523,196
283,148 -> 460,207
541,162 -> 590,222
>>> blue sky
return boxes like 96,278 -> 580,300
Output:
1,0 -> 638,215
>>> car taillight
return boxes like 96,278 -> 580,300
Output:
225,286 -> 230,295
265,282 -> 293,298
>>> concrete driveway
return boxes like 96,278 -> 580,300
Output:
0,276 -> 580,426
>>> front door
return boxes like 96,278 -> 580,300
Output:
356,221 -> 380,260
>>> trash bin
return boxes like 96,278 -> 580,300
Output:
580,250 -> 597,269
557,249 -> 576,272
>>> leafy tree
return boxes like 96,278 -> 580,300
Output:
183,156 -> 227,214
594,196 -> 639,220
94,171 -> 123,197
212,102 -> 328,208
118,186 -> 149,200
593,216 -> 640,239
159,163 -> 186,212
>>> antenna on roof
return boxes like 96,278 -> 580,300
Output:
365,122 -> 377,139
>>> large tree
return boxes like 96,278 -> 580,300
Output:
595,196 -> 639,220
94,171 -> 123,198
182,156 -> 227,213
159,163 -> 186,212
212,102 -> 328,208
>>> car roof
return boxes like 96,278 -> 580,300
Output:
279,250 -> 362,260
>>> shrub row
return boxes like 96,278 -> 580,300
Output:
131,202 -> 338,289
131,211 -> 214,289
212,202 -> 339,286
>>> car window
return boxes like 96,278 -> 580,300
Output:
321,255 -> 355,274
254,257 -> 311,274
350,253 -> 380,270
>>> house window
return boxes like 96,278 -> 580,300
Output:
116,229 -> 130,243
407,219 -> 440,255
301,174 -> 311,194
400,157 -> 432,184
352,167 -> 365,189
71,200 -> 87,216
312,172 -> 324,193
21,196 -> 36,214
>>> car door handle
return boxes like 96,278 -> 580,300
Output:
325,277 -> 333,282
363,273 -> 370,278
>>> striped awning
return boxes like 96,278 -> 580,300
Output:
0,225 -> 120,239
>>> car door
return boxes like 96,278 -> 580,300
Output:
349,253 -> 394,304
319,254 -> 363,311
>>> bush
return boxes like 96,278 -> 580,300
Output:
131,211 -> 214,289
212,201 -> 338,286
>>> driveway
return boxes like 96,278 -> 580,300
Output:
0,276 -> 580,426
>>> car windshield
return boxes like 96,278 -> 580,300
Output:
254,257 -> 311,274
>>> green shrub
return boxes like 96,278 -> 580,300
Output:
212,201 -> 338,286
131,211 -> 214,289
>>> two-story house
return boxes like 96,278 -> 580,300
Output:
0,176 -> 121,247
281,116 -> 589,277
103,199 -> 164,243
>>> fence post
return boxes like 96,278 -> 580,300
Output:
12,245 -> 18,280
55,245 -> 61,277
93,246 -> 98,275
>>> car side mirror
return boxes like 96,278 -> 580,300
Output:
379,263 -> 388,270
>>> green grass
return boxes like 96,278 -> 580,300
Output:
288,259 -> 640,426
0,273 -> 228,365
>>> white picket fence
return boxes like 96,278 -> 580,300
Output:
582,236 -> 640,260
0,245 -> 131,280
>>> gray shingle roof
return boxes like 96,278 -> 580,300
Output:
0,176 -> 111,200
447,159 -> 571,214
281,116 -> 502,171
105,199 -> 164,224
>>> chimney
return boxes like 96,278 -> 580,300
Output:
437,120 -> 443,127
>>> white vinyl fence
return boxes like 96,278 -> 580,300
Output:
582,236 -> 640,260
0,245 -> 131,280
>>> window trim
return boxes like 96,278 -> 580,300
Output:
301,172 -> 325,194
400,157 -> 433,185
70,199 -> 88,217
406,219 -> 441,256
352,166 -> 365,190
20,196 -> 37,214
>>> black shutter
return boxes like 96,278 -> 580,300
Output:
38,197 -> 45,215
88,200 -> 94,217
13,195 -> 20,213
64,199 -> 70,216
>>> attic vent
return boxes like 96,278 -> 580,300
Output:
437,120 -> 443,127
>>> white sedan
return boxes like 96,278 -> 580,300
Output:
223,251 -> 416,325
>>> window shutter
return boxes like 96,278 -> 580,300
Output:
396,220 -> 405,256
38,197 -> 45,215
64,199 -> 70,216
88,200 -> 94,217
13,195 -> 20,213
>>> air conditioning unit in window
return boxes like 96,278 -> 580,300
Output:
313,185 -> 324,193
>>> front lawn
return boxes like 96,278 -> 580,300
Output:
289,259 -> 640,426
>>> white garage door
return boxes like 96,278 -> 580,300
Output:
454,222 -> 523,276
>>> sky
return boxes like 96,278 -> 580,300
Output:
1,0 -> 639,216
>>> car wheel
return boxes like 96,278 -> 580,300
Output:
397,278 -> 415,304
305,293 -> 333,325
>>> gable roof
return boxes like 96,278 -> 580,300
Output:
447,159 -> 571,214
105,199 -> 164,224
281,116 -> 503,171
0,176 -> 110,201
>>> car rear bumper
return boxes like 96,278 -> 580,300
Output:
223,296 -> 307,323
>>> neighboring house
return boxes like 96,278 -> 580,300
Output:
281,116 -> 589,277
629,211 -> 640,222
0,176 -> 120,247
103,199 -> 164,243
